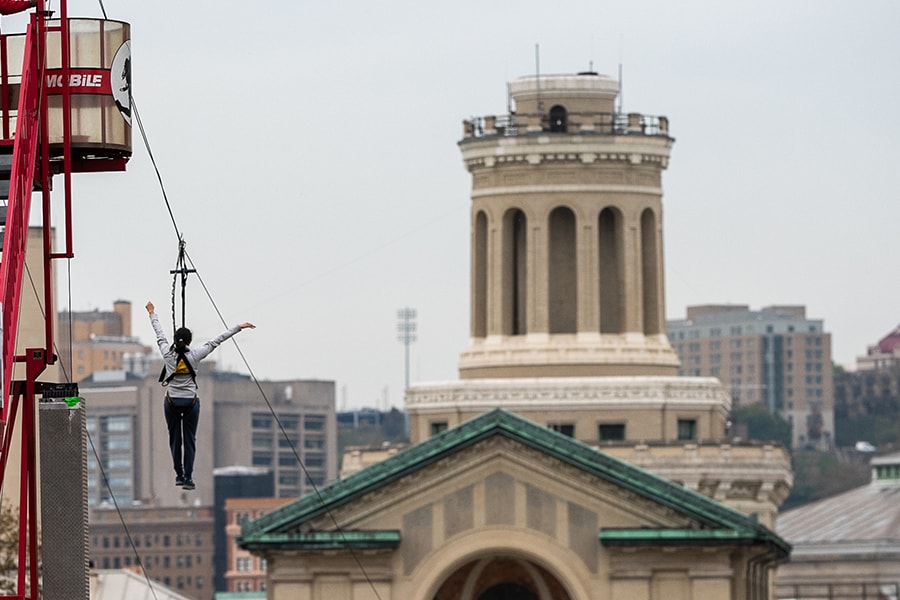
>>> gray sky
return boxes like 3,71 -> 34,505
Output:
18,1 -> 900,409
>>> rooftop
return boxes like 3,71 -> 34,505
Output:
778,452 -> 900,545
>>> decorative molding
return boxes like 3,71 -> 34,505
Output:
470,184 -> 663,198
406,376 -> 730,411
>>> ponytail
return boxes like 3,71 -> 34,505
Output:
174,327 -> 193,353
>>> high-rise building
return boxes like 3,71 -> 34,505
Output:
668,304 -> 835,449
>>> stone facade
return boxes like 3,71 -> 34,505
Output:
240,411 -> 788,600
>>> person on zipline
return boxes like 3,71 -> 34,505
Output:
0,0 -> 38,15
147,301 -> 255,491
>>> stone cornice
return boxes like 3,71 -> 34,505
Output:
405,376 -> 730,412
460,135 -> 672,172
470,184 -> 663,198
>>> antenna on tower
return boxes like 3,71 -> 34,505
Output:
535,43 -> 543,111
617,35 -> 624,114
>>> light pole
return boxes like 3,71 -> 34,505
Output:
397,307 -> 417,390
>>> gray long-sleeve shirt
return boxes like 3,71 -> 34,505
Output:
150,312 -> 241,397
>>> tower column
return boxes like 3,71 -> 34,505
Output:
486,209 -> 504,337
529,210 -> 549,334
577,214 -> 599,333
623,215 -> 644,334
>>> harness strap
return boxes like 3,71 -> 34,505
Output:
165,391 -> 198,407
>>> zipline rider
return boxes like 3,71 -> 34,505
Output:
147,301 -> 255,491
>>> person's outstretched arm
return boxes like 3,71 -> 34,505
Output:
146,301 -> 171,355
191,322 -> 256,362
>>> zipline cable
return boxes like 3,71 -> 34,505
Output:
86,428 -> 161,600
129,50 -> 386,600
188,251 -> 387,599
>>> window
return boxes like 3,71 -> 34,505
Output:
278,435 -> 299,448
304,416 -> 325,431
251,413 -> 272,429
251,452 -> 272,466
279,474 -> 300,486
252,432 -> 273,448
430,421 -> 448,436
305,456 -> 325,468
598,424 -> 625,441
548,423 -> 575,437
677,419 -> 697,441
549,105 -> 568,132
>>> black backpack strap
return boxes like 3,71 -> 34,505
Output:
160,349 -> 197,387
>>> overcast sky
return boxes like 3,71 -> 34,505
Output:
13,1 -> 899,409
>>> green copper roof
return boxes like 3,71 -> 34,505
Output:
239,530 -> 400,552
601,528 -> 788,556
239,408 -> 788,557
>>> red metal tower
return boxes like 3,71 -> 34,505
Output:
0,1 -> 131,596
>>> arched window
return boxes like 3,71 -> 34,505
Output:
549,105 -> 567,132
548,206 -> 576,333
502,209 -> 527,335
598,207 -> 623,333
473,211 -> 488,338
641,208 -> 661,335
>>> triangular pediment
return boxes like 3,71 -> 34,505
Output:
239,409 -> 787,559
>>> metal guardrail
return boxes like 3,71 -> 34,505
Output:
776,582 -> 899,600
464,112 -> 669,139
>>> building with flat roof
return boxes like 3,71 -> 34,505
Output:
668,304 -> 834,449
57,300 -> 153,381
90,505 -> 216,600
223,497 -> 292,595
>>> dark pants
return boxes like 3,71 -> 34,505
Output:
164,395 -> 200,479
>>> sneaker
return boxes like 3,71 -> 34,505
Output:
175,475 -> 185,487
182,479 -> 196,491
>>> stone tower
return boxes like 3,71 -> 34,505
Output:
405,71 -> 791,527
459,72 -> 678,379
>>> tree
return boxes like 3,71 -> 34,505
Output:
0,502 -> 40,596
731,403 -> 792,449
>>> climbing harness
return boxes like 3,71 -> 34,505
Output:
158,349 -> 197,387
